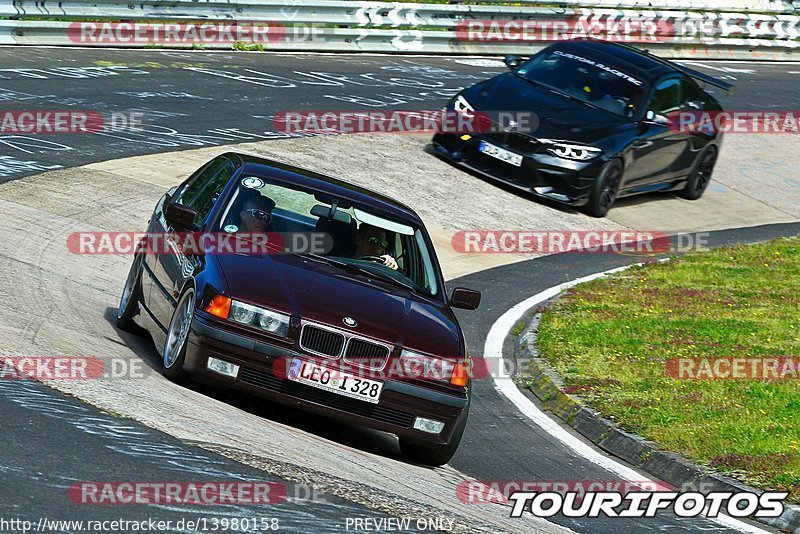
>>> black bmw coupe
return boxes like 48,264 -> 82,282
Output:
433,39 -> 734,217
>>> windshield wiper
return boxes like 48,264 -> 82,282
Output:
301,253 -> 417,293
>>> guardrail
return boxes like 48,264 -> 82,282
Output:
1,0 -> 799,59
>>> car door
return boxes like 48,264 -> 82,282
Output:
148,156 -> 238,331
624,76 -> 691,189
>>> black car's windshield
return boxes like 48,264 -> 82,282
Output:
517,49 -> 645,117
216,177 -> 441,297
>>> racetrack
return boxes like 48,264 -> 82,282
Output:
1,47 -> 799,533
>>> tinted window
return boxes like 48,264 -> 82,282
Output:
517,49 -> 644,117
177,157 -> 236,226
648,78 -> 682,115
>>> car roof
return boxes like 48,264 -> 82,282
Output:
551,39 -> 676,84
225,152 -> 424,225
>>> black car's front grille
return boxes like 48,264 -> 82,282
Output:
300,325 -> 345,358
239,367 -> 415,427
483,131 -> 542,153
344,339 -> 391,369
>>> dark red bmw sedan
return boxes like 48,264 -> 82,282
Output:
117,152 -> 481,466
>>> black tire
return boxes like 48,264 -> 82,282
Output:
116,251 -> 145,335
585,159 -> 623,218
399,405 -> 469,467
161,288 -> 195,381
679,147 -> 717,200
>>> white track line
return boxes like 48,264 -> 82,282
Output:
484,265 -> 769,533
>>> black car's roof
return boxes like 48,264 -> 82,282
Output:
226,152 -> 424,224
552,39 -> 676,84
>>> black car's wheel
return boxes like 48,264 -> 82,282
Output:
162,287 -> 195,380
679,147 -> 717,200
586,159 -> 623,218
116,251 -> 145,334
399,405 -> 468,467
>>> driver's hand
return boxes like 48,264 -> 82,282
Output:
381,255 -> 399,271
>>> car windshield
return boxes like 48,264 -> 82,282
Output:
516,49 -> 645,117
216,176 -> 441,297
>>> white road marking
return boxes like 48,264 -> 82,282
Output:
484,265 -> 770,533
682,61 -> 756,74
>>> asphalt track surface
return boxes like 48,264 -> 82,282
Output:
1,47 -> 798,533
0,379 -> 392,533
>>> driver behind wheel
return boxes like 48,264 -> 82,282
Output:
353,224 -> 398,271
238,190 -> 276,233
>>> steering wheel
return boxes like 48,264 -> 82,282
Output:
357,255 -> 386,265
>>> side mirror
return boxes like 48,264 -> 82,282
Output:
645,110 -> 670,126
164,201 -> 197,230
504,55 -> 523,70
449,287 -> 481,310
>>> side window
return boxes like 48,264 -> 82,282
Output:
680,78 -> 704,109
175,157 -> 236,226
648,78 -> 682,116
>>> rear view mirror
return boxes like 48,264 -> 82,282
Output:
310,204 -> 352,224
164,202 -> 198,230
504,55 -> 523,70
450,287 -> 481,310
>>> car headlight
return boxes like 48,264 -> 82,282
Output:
399,349 -> 469,387
229,300 -> 290,337
453,95 -> 475,119
539,139 -> 602,161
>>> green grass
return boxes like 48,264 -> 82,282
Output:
537,236 -> 800,501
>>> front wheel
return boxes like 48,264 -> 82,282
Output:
399,407 -> 468,467
585,159 -> 623,218
116,251 -> 144,334
679,147 -> 717,200
162,288 -> 195,381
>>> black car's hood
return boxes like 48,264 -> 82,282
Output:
466,73 -> 632,143
214,252 -> 462,357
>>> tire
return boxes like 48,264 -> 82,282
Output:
679,147 -> 717,200
116,251 -> 145,335
161,287 -> 195,381
585,159 -> 623,218
399,405 -> 469,467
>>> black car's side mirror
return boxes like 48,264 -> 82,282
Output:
645,109 -> 670,126
504,55 -> 523,70
164,201 -> 198,230
449,287 -> 481,310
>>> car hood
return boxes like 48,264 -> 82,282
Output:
214,252 -> 463,357
466,73 -> 631,143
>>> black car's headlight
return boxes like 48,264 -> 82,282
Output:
539,140 -> 602,161
453,95 -> 475,119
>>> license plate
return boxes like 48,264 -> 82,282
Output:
479,141 -> 523,167
287,358 -> 383,404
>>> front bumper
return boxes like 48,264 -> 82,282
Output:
433,132 -> 606,206
184,315 -> 468,446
